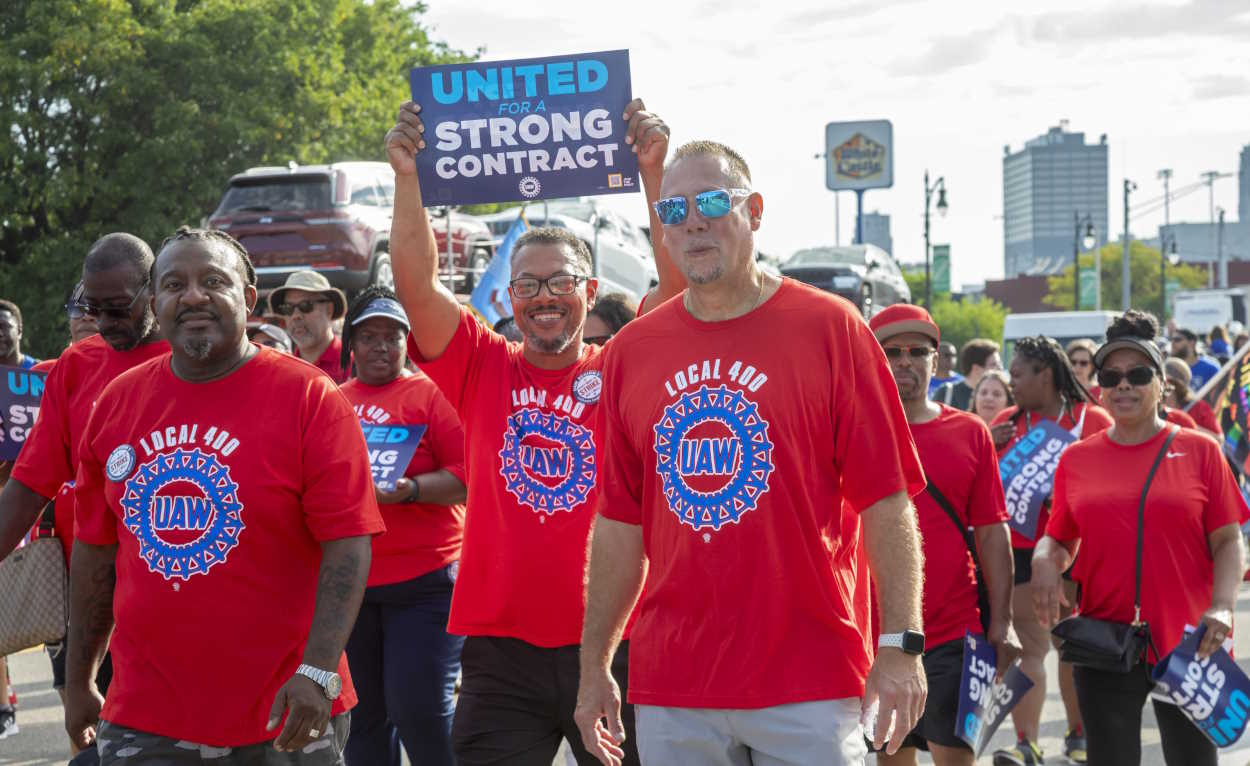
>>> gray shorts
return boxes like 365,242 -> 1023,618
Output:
635,698 -> 867,766
96,713 -> 350,765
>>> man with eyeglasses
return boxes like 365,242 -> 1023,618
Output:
269,271 -> 350,383
577,140 -> 928,766
0,233 -> 169,754
383,96 -> 680,766
868,305 -> 1019,766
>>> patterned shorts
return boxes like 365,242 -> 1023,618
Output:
96,713 -> 350,765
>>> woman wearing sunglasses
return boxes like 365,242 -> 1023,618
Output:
989,336 -> 1111,766
1066,338 -> 1098,396
337,286 -> 468,766
1032,310 -> 1247,765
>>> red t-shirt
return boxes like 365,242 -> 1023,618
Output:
297,335 -> 348,384
1187,398 -> 1223,436
74,346 -> 385,746
1047,427 -> 1249,662
12,335 -> 170,501
31,358 -> 57,374
1164,407 -> 1198,430
991,402 -> 1113,548
20,356 -> 70,563
911,405 -> 1008,647
598,279 -> 925,708
340,373 -> 466,587
410,308 -> 607,647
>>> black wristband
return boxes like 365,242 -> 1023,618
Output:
406,479 -> 421,504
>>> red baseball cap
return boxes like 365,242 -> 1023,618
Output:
868,304 -> 940,344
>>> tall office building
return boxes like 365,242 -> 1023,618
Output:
1003,124 -> 1109,277
861,211 -> 892,255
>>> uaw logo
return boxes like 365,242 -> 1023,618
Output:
833,133 -> 886,180
119,448 -> 244,581
653,384 -> 774,532
499,408 -> 596,516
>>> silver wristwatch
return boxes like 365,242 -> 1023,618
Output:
296,663 -> 343,700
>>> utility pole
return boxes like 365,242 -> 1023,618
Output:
1122,179 -> 1136,311
1219,208 -> 1228,288
1201,170 -> 1233,286
1158,168 -> 1172,228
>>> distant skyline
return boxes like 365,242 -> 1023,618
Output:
420,0 -> 1248,287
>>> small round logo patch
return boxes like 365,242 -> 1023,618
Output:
519,176 -> 542,198
573,371 -> 602,405
106,445 -> 137,482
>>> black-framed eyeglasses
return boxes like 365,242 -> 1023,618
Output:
1096,366 -> 1156,388
275,299 -> 332,316
509,274 -> 588,299
883,345 -> 934,360
74,279 -> 150,319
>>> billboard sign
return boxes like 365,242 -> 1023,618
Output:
825,120 -> 893,191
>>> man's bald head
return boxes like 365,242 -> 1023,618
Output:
83,233 -> 154,288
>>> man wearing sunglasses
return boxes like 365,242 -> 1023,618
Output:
869,305 -> 1019,766
0,233 -> 169,754
268,271 -> 350,383
384,96 -> 681,766
579,141 -> 928,766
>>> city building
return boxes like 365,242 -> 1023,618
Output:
1240,143 -> 1249,224
1002,124 -> 1109,277
860,211 -> 892,256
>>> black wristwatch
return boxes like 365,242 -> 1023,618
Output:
405,479 -> 421,504
878,630 -> 925,655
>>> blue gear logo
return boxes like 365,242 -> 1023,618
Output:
119,448 -> 244,582
653,384 -> 774,532
499,408 -> 596,516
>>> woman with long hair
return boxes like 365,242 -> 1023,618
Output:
989,337 -> 1112,766
1033,310 -> 1247,765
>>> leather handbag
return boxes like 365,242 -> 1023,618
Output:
0,511 -> 68,656
1050,426 -> 1179,673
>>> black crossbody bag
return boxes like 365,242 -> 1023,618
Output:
1050,426 -> 1179,673
925,482 -> 992,635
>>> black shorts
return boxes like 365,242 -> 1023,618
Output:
47,643 -> 113,693
906,638 -> 970,750
1014,546 -> 1075,585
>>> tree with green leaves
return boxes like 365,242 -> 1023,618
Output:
1044,241 -> 1208,315
0,0 -> 473,358
930,295 -> 1008,350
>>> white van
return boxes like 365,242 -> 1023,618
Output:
1172,288 -> 1247,335
1001,311 -> 1120,364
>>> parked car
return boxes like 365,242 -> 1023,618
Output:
780,244 -> 909,316
477,199 -> 657,302
427,208 -> 497,292
208,161 -> 495,296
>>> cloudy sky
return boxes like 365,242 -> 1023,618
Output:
421,0 -> 1249,288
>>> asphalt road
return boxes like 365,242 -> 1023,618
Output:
5,592 -> 1250,766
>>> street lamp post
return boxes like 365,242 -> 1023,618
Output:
923,170 -> 948,310
1073,212 -> 1097,310
1160,235 -> 1179,323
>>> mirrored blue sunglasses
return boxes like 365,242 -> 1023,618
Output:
653,188 -> 752,226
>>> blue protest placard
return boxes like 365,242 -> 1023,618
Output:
1153,623 -> 1250,748
0,365 -> 46,461
998,420 -> 1077,540
955,632 -> 1034,755
360,424 -> 427,492
409,50 -> 639,206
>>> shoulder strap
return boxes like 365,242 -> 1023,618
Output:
1134,426 -> 1181,621
925,482 -> 980,568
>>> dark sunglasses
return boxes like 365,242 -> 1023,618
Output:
1069,357 -> 1093,368
509,274 -> 587,299
1096,366 -> 1156,388
275,299 -> 332,316
653,188 -> 752,226
883,345 -> 934,360
74,279 -> 150,319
